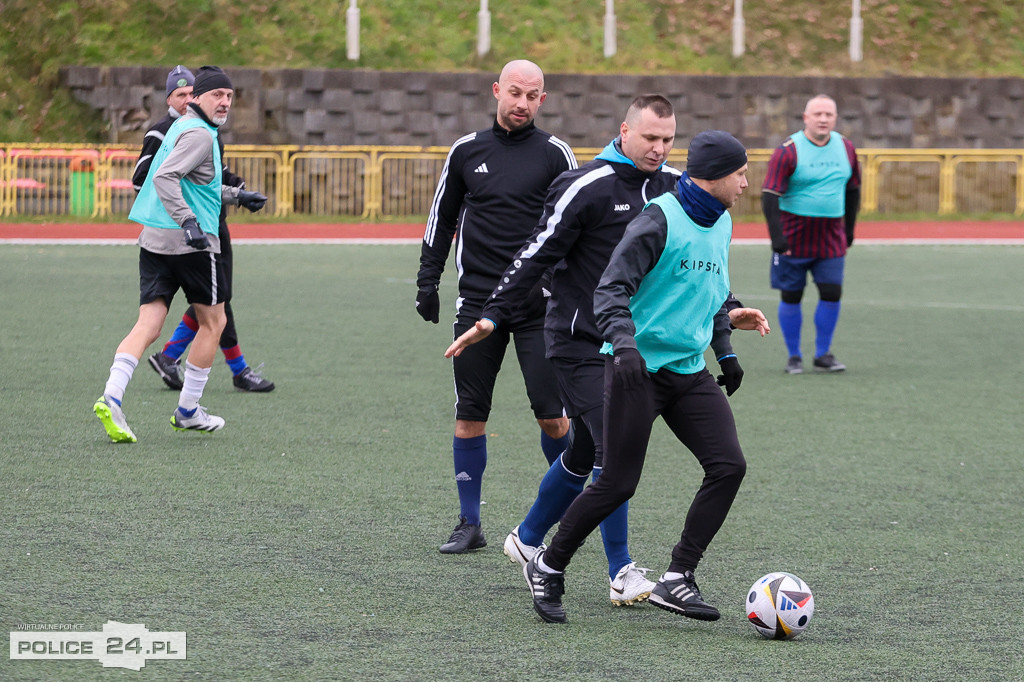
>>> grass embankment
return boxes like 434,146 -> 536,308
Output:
2,0 -> 1023,142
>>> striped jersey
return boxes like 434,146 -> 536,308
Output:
762,131 -> 860,258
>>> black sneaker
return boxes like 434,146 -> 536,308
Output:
148,352 -> 183,390
233,366 -> 275,392
812,353 -> 846,373
785,355 -> 804,375
439,517 -> 486,554
649,570 -> 721,621
523,551 -> 566,623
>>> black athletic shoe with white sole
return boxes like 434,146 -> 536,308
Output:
649,570 -> 721,621
813,353 -> 846,373
233,365 -> 275,392
523,551 -> 566,623
439,517 -> 486,554
148,352 -> 183,390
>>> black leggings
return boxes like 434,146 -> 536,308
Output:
544,360 -> 747,574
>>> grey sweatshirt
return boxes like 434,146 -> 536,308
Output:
137,107 -> 242,255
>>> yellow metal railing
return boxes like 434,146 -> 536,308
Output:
2,144 -> 1022,219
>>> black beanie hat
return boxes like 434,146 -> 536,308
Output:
191,66 -> 233,97
686,130 -> 747,180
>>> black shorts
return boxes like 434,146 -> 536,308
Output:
550,355 -> 605,470
452,313 -> 564,423
138,248 -> 227,307
550,356 -> 604,419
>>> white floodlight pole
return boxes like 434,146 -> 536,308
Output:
346,0 -> 360,61
478,0 -> 491,57
604,0 -> 617,58
850,0 -> 864,62
732,0 -> 745,57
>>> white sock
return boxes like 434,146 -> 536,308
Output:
178,361 -> 211,411
537,555 -> 562,575
104,353 -> 138,403
663,571 -> 686,581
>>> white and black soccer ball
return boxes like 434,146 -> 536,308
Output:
746,572 -> 814,640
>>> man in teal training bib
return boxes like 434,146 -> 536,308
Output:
522,130 -> 771,625
762,94 -> 861,374
93,66 -> 267,443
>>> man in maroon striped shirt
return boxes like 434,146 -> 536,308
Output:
762,94 -> 861,374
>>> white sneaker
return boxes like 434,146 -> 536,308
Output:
609,562 -> 655,606
170,405 -> 225,433
503,525 -> 545,567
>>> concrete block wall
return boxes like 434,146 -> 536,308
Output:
61,66 -> 1024,149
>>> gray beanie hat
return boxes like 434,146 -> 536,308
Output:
165,65 -> 195,98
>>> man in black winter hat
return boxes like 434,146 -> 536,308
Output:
142,65 -> 276,396
522,130 -> 771,625
94,66 -> 271,443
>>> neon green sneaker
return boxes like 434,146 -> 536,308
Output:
93,395 -> 137,443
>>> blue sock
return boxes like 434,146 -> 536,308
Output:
540,429 -> 570,466
519,454 -> 587,547
453,435 -> 487,526
594,466 -> 632,578
221,345 -> 247,375
163,318 -> 198,361
814,300 -> 841,358
778,301 -> 803,358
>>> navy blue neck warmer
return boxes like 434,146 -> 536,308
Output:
676,172 -> 726,227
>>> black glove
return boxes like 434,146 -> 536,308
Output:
518,278 -> 551,320
237,190 -> 267,213
416,286 -> 439,324
181,217 -> 209,250
612,348 -> 647,391
716,355 -> 744,396
771,235 -> 790,254
845,227 -> 855,248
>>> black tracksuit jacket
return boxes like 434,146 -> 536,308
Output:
480,141 -> 681,360
417,120 -> 577,320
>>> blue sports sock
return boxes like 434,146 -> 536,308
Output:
221,345 -> 247,375
540,429 -> 570,466
453,435 -> 487,526
777,301 -> 803,358
814,300 -> 841,358
594,466 -> 632,578
163,318 -> 198,361
518,454 -> 587,547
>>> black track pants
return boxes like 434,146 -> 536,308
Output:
544,359 -> 746,574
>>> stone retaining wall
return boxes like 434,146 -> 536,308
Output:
61,66 -> 1024,149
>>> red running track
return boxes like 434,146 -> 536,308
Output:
1,221 -> 1022,243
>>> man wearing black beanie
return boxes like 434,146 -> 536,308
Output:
523,130 -> 771,626
94,66 -> 269,442
146,66 -> 276,395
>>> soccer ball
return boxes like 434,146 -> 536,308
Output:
746,572 -> 814,640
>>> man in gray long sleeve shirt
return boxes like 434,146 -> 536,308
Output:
94,66 -> 266,443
